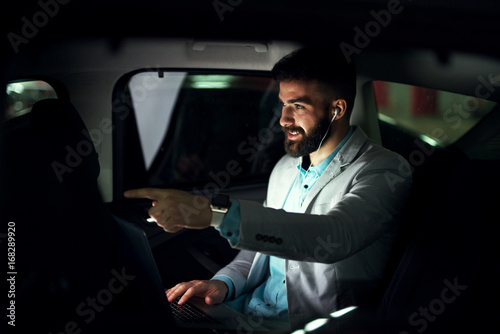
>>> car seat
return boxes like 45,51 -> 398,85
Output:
298,148 -> 500,333
1,99 -> 173,333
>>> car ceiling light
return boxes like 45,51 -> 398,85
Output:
6,82 -> 24,94
418,134 -> 439,147
330,305 -> 358,318
191,82 -> 231,89
189,75 -> 235,89
296,306 -> 359,333
378,113 -> 397,125
290,330 -> 306,334
304,318 -> 329,332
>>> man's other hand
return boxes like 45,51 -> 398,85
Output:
166,280 -> 229,305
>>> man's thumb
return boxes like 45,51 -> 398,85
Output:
205,293 -> 223,305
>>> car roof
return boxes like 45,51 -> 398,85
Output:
3,0 -> 500,54
3,0 -> 500,94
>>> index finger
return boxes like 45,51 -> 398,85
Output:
166,283 -> 191,303
123,188 -> 168,200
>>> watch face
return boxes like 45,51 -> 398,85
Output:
212,194 -> 230,208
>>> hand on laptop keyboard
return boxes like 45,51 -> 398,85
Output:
166,279 -> 228,305
170,296 -> 220,324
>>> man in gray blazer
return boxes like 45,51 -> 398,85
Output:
125,47 -> 412,330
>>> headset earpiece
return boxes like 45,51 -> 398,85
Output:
331,108 -> 339,122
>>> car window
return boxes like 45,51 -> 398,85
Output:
116,71 -> 284,193
5,80 -> 58,120
372,81 -> 497,147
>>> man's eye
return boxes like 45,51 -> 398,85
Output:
295,104 -> 304,109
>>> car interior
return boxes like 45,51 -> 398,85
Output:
2,1 -> 500,333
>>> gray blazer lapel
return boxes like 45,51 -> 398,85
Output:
267,156 -> 298,209
301,159 -> 342,211
301,127 -> 368,210
246,253 -> 270,291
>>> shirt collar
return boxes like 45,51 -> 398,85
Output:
297,126 -> 355,175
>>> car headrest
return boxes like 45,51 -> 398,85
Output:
29,98 -> 100,183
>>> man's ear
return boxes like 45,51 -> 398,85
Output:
331,99 -> 348,121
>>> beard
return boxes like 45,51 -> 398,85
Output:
282,114 -> 332,158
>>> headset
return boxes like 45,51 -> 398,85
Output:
309,107 -> 340,166
299,106 -> 341,204
331,107 -> 339,123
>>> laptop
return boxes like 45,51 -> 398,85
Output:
114,216 -> 272,333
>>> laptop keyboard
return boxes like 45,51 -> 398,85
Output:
170,296 -> 220,324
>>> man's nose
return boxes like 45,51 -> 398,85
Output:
280,105 -> 294,127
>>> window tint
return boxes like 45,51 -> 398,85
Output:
119,71 -> 284,192
373,81 -> 497,147
5,80 -> 58,120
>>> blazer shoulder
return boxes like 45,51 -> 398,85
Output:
274,153 -> 296,168
366,138 -> 408,162
341,127 -> 410,174
269,154 -> 296,176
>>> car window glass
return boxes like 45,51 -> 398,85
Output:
130,72 -> 187,169
5,80 -> 58,120
124,71 -> 284,190
372,81 -> 497,147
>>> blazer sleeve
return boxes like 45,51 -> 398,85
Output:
212,250 -> 257,299
231,154 -> 412,264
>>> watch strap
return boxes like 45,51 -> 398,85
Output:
210,210 -> 226,227
210,194 -> 231,227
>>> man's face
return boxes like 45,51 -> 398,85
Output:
279,80 -> 332,158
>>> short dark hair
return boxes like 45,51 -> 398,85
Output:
271,46 -> 357,114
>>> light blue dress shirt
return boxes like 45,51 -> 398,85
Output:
213,127 -> 354,320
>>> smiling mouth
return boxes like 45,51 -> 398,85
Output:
287,129 -> 303,140
283,127 -> 303,140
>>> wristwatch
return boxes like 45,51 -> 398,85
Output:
210,194 -> 231,227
